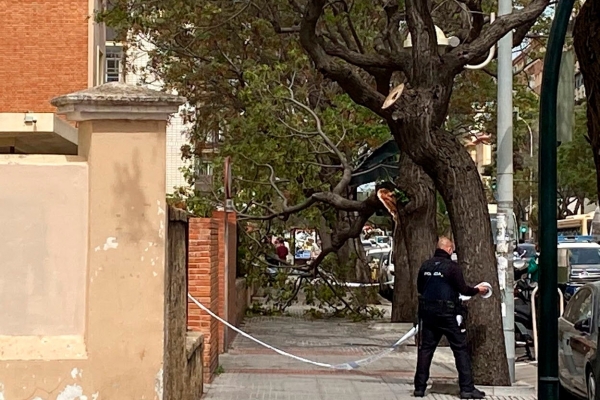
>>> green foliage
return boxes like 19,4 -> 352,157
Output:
100,0 -> 562,318
557,103 -> 597,207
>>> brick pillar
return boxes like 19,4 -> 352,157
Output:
187,218 -> 219,383
213,211 -> 238,353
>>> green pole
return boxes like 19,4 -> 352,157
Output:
538,1 -> 575,399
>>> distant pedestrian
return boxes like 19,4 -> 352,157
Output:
414,237 -> 488,399
275,237 -> 289,264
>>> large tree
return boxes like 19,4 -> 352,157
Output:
574,0 -> 600,204
103,0 -> 550,385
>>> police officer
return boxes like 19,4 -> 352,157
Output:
414,237 -> 488,399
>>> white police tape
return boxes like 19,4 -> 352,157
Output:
187,293 -> 419,370
320,280 -> 395,288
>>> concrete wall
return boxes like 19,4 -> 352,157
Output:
124,38 -> 192,192
0,155 -> 88,339
0,83 -> 184,399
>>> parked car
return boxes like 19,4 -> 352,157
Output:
558,239 -> 600,299
558,281 -> 600,400
366,248 -> 393,297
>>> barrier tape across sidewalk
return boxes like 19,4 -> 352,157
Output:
187,293 -> 419,370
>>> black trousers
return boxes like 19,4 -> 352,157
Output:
414,315 -> 475,392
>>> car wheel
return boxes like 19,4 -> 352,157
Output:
588,369 -> 596,400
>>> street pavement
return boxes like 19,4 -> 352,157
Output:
203,311 -> 538,400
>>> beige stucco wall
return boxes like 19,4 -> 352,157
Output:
0,118 -> 168,399
0,155 -> 88,339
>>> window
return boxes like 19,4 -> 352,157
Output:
106,45 -> 124,83
564,288 -> 593,324
195,158 -> 214,176
569,248 -> 600,265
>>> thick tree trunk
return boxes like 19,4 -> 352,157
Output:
427,135 -> 510,386
388,84 -> 510,385
574,0 -> 600,204
392,156 -> 438,322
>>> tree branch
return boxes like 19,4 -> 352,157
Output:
299,0 -> 391,117
238,190 -> 383,221
405,0 -> 439,85
281,92 -> 352,194
444,0 -> 549,71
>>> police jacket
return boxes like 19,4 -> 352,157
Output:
417,249 -> 480,311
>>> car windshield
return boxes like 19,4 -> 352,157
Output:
569,248 -> 600,265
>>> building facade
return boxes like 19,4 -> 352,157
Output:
0,0 -> 105,154
105,30 -> 191,193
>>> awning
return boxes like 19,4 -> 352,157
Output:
350,139 -> 399,186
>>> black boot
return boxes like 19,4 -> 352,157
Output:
460,388 -> 486,399
413,388 -> 426,397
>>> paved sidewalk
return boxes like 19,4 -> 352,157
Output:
203,315 -> 538,399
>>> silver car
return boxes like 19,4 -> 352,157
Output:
559,281 -> 600,399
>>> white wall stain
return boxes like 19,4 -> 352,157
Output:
157,200 -> 165,216
0,383 -> 5,400
91,393 -> 99,400
56,384 -> 83,400
153,271 -> 158,277
94,246 -> 101,252
32,397 -> 43,400
70,368 -> 82,379
154,368 -> 163,400
103,237 -> 119,251
158,221 -> 165,239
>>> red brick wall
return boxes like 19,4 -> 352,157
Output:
187,212 -> 253,384
187,218 -> 219,383
212,211 -> 238,352
0,0 -> 89,112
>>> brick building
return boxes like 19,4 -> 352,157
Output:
0,0 -> 106,154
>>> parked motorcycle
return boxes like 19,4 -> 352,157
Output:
514,278 -> 536,362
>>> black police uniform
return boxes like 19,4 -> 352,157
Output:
414,248 -> 481,396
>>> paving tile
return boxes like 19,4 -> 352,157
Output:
204,314 -> 537,400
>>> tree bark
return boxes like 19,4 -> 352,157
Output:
392,155 -> 438,322
574,0 -> 600,204
431,136 -> 510,386
388,84 -> 510,385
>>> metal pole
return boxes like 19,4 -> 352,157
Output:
497,0 -> 515,383
518,116 -> 534,240
538,1 -> 575,399
529,126 -> 533,241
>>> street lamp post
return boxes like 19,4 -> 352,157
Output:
516,112 -> 534,240
497,0 -> 515,383
538,0 -> 576,399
